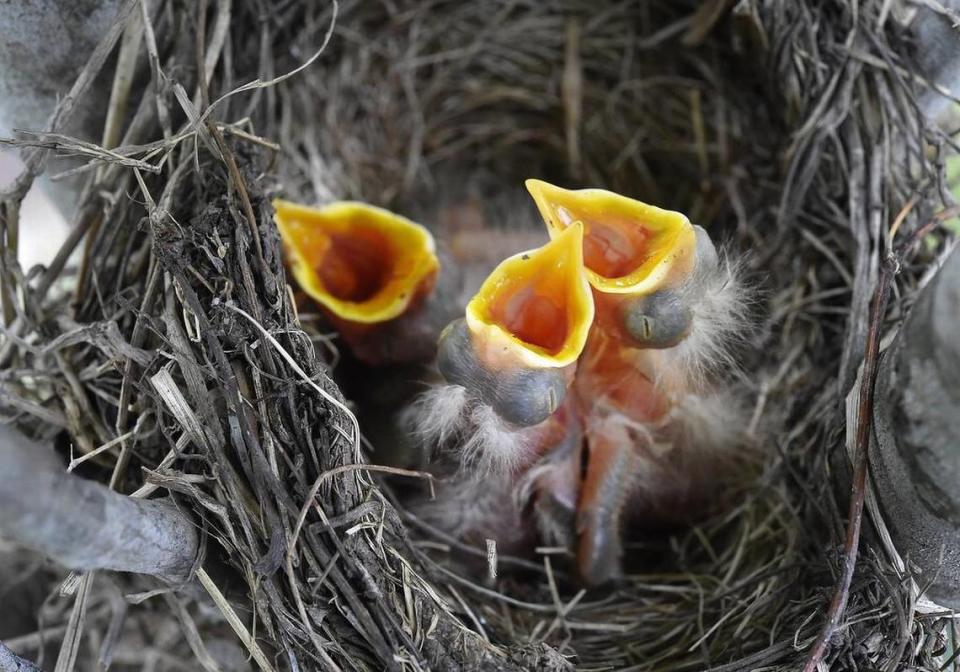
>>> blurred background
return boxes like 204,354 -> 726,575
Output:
0,151 -> 68,269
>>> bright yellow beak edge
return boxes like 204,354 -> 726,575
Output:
465,222 -> 594,370
273,199 -> 440,324
524,179 -> 696,296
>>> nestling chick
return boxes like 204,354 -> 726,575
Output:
524,180 -> 749,584
402,223 -> 594,475
274,199 -> 450,366
397,221 -> 598,559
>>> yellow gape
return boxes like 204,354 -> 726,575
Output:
465,223 -> 594,370
273,199 -> 439,324
525,179 -> 696,296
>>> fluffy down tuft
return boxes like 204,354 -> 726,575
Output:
400,383 -> 539,476
654,249 -> 752,393
409,472 -> 532,554
398,384 -> 469,450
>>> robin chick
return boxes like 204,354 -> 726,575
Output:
274,199 -> 450,366
524,180 -> 749,585
402,223 -> 594,476
396,222 -> 596,561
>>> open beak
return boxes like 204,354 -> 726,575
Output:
525,179 -> 696,296
437,223 -> 595,427
465,222 -> 594,370
273,199 -> 440,325
274,199 -> 442,364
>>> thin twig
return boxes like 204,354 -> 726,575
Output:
803,211 -> 949,672
288,463 -> 435,563
196,567 -> 277,672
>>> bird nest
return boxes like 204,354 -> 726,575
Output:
1,1 -> 957,670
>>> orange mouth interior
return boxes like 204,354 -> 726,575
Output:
580,212 -> 658,281
466,223 -> 594,369
484,262 -> 572,356
273,199 -> 439,324
316,229 -> 393,303
525,180 -> 695,295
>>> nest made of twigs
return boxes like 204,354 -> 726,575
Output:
2,1 -> 958,670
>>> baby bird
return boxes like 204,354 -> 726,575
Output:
400,222 -> 596,559
524,180 -> 749,584
274,199 -> 451,366
403,223 -> 594,473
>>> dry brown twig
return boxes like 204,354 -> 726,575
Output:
803,207 -> 959,672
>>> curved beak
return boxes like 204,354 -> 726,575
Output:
465,222 -> 594,370
525,179 -> 696,296
273,199 -> 439,325
437,224 -> 595,428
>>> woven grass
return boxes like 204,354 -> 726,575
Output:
1,1 -> 958,670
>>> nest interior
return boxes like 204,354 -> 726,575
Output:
1,1 -> 958,670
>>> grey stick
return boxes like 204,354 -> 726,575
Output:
0,425 -> 198,583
